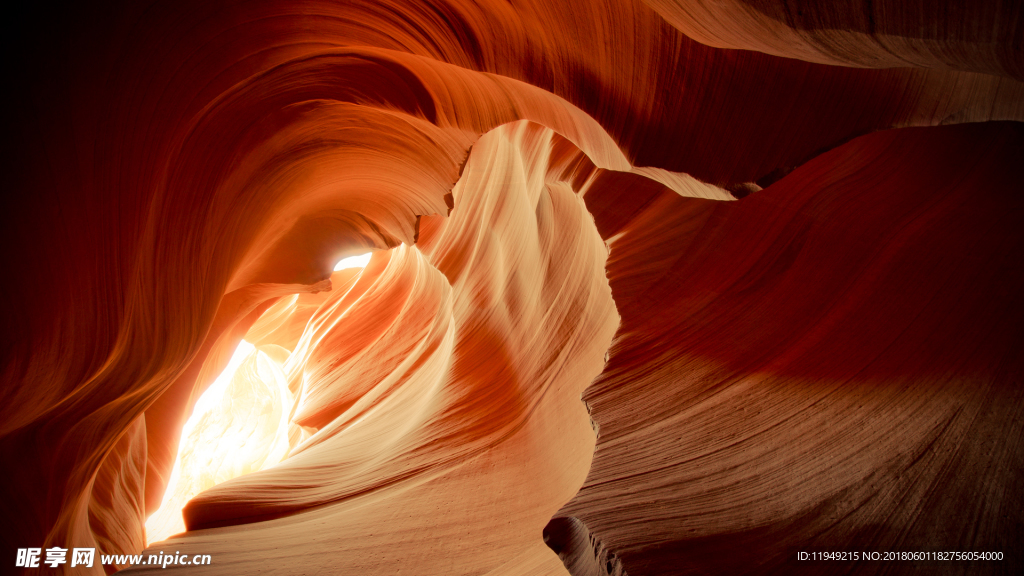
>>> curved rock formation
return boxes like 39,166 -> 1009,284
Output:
644,0 -> 1024,78
555,120 -> 1024,575
1,1 -> 1022,575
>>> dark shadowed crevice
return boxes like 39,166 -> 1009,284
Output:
544,516 -> 627,576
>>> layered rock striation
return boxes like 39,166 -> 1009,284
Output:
2,1 -> 1022,574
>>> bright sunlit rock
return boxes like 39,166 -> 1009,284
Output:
145,341 -> 292,544
333,252 -> 372,270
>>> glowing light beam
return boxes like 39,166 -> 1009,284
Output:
333,252 -> 372,270
145,341 -> 292,544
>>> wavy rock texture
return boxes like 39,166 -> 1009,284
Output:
1,0 -> 1022,575
557,120 -> 1024,575
145,122 -> 620,574
644,0 -> 1024,78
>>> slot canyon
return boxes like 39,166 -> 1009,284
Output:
2,1 -> 1022,574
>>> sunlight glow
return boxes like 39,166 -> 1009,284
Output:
145,251 -> 372,545
145,340 -> 292,544
333,252 -> 372,270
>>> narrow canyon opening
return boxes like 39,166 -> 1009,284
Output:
145,253 -> 374,544
5,2 -> 1024,574
135,123 -> 624,574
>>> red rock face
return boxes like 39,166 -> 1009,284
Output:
1,1 -> 1021,575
